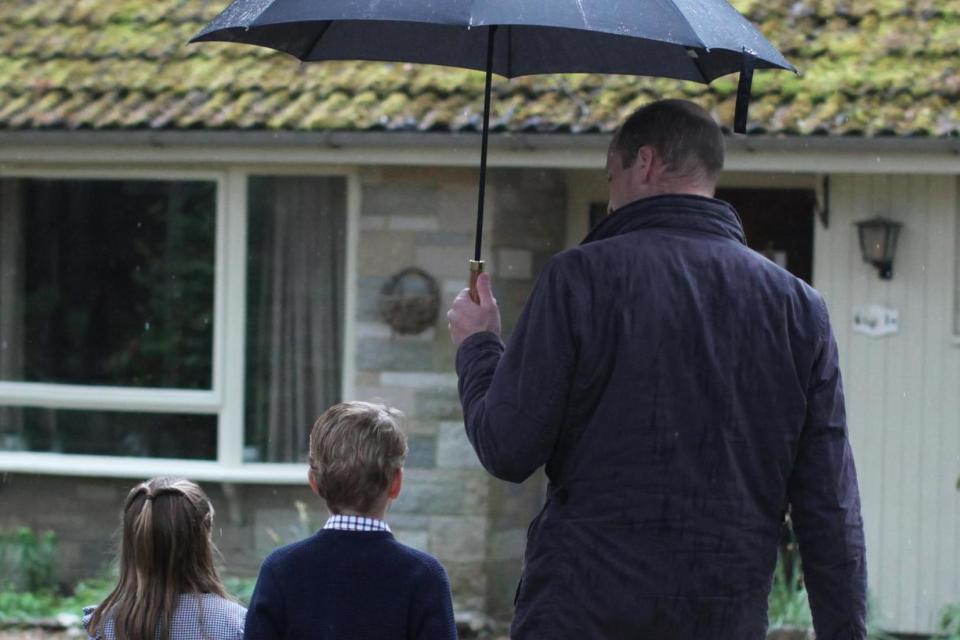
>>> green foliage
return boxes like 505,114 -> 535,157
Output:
768,550 -> 812,630
0,527 -> 58,593
766,543 -> 893,640
940,603 -> 960,640
0,573 -> 255,623
0,589 -> 60,622
223,576 -> 258,607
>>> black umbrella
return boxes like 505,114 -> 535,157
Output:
193,0 -> 794,300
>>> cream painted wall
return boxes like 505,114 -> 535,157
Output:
815,174 -> 960,633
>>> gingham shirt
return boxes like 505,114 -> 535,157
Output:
323,514 -> 392,533
82,592 -> 246,640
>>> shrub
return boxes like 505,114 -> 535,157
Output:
941,603 -> 960,640
0,527 -> 58,593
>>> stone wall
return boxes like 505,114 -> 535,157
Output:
351,165 -> 566,615
0,473 -> 317,583
0,164 -> 568,619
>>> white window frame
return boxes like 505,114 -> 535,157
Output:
0,164 -> 359,483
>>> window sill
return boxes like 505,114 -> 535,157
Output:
0,451 -> 307,484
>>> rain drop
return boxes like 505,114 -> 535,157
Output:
145,322 -> 151,331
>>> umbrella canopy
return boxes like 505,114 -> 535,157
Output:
193,0 -> 793,81
193,0 -> 794,299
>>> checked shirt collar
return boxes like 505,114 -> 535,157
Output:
323,514 -> 392,533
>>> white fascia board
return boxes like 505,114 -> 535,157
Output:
2,131 -> 960,174
0,451 -> 308,484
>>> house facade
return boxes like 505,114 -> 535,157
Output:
0,0 -> 958,633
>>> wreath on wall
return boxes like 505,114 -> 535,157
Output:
378,267 -> 440,335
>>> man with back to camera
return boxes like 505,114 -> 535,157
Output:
447,99 -> 867,639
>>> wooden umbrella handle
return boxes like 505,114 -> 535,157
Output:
469,259 -> 485,304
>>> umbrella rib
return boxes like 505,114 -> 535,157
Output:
658,1 -> 708,52
300,20 -> 333,60
687,47 -> 710,83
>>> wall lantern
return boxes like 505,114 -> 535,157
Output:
854,216 -> 902,280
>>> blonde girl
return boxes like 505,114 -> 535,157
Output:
82,477 -> 245,640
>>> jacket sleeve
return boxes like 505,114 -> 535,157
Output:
787,301 -> 867,639
243,558 -> 284,640
455,255 -> 580,483
410,559 -> 458,640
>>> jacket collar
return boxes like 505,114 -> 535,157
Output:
582,194 -> 747,246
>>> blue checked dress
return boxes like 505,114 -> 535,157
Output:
82,593 -> 246,640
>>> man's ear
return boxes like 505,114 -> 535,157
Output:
387,468 -> 403,500
307,469 -> 320,495
635,145 -> 657,184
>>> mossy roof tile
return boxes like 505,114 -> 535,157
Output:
0,0 -> 958,137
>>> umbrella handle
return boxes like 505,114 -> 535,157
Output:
469,259 -> 485,304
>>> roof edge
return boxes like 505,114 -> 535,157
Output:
0,130 -> 959,154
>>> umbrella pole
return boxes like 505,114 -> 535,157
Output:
469,25 -> 497,304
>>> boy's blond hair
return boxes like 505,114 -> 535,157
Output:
308,401 -> 408,514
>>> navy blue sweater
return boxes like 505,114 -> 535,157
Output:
244,530 -> 457,640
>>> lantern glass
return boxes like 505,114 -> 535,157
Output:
855,217 -> 902,280
856,217 -> 901,265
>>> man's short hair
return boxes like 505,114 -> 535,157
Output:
309,401 -> 408,514
613,99 -> 725,184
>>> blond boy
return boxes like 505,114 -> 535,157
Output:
244,402 -> 457,640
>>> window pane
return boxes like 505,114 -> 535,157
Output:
244,176 -> 346,463
0,407 -> 216,460
0,178 -> 216,389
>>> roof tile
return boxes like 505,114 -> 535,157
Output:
0,0 -> 958,136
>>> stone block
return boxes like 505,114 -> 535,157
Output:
363,183 -> 440,217
392,479 -> 466,516
402,417 -> 441,436
351,385 -> 416,416
389,215 -> 439,231
387,513 -> 431,531
429,516 -> 488,563
437,421 -> 483,469
356,322 -> 435,343
496,248 -> 534,280
356,230 -> 417,278
415,387 -> 463,420
483,558 -> 523,618
406,434 -> 437,469
355,338 -> 435,372
360,214 -> 387,230
394,529 -> 430,553
488,528 -> 527,562
462,472 -> 492,516
442,278 -> 469,298
355,276 -> 388,322
436,185 -> 483,233
352,371 -> 381,388
252,505 -> 317,554
380,371 -> 459,389
445,561 -> 488,611
415,231 -> 472,247
489,473 -> 546,531
416,245 -> 476,279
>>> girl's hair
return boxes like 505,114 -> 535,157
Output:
87,477 -> 229,640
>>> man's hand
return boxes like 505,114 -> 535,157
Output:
447,273 -> 501,346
